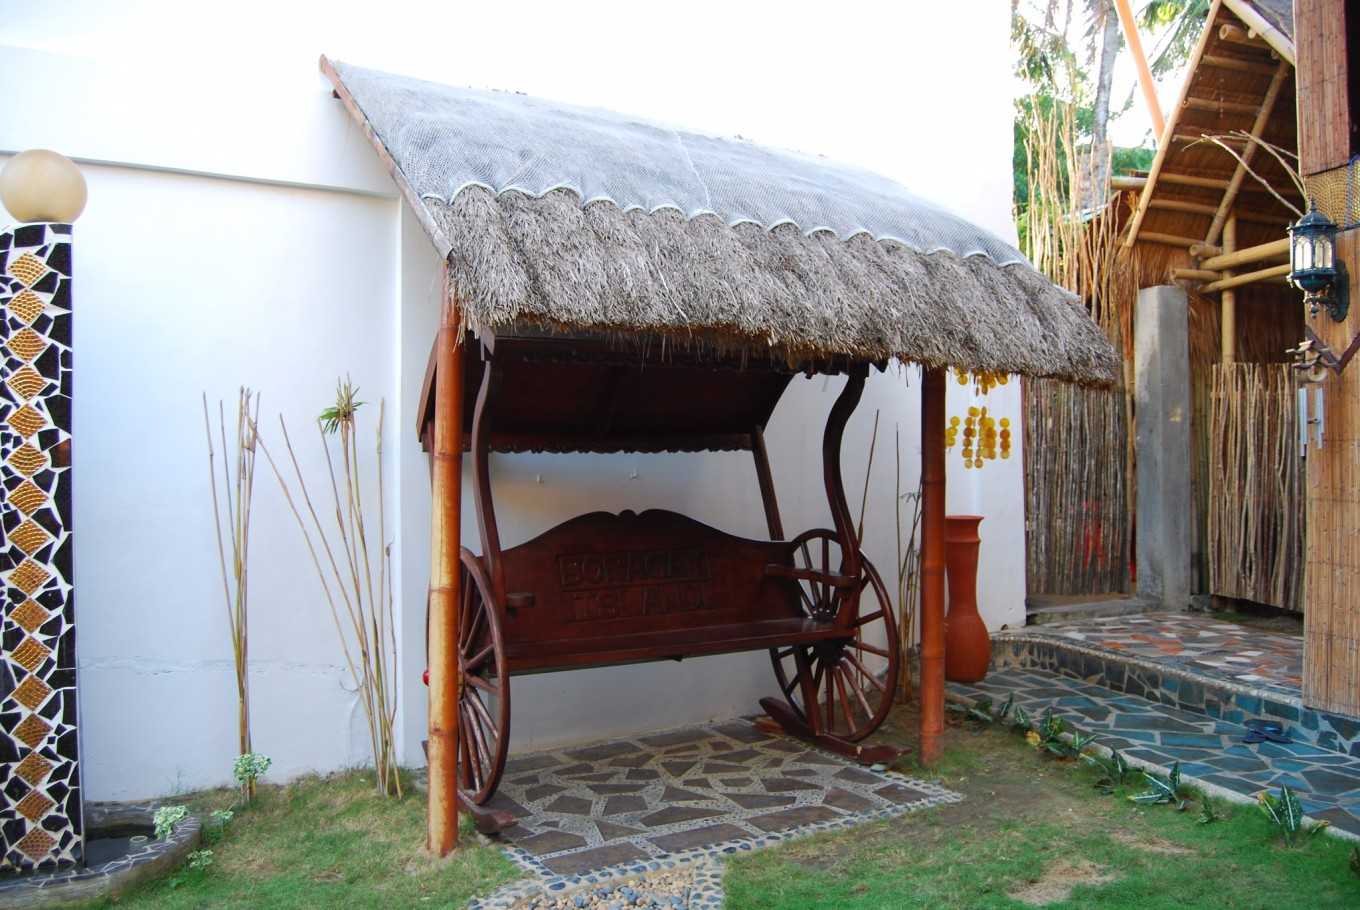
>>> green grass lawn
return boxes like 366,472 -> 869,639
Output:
723,709 -> 1360,909
84,707 -> 1360,909
88,771 -> 520,909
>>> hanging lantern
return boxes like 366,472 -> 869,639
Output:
1289,205 -> 1348,321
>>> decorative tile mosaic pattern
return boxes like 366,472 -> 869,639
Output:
468,719 -> 960,907
0,223 -> 80,871
995,614 -> 1360,758
950,668 -> 1360,836
1005,613 -> 1302,692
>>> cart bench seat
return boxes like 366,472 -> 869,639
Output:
504,616 -> 847,673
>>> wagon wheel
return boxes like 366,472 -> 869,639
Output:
455,547 -> 510,805
769,529 -> 899,741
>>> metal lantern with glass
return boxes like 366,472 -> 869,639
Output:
1289,205 -> 1348,321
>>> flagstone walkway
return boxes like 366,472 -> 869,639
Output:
468,719 -> 960,909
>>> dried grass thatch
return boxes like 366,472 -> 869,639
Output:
427,188 -> 1120,384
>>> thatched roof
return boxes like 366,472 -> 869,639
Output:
322,58 -> 1119,385
1128,0 -> 1301,268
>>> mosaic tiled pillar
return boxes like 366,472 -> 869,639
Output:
0,222 -> 80,870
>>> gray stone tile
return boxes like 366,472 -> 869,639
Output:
747,805 -> 843,831
648,823 -> 753,853
541,843 -> 650,876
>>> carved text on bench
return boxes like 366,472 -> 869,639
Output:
557,548 -> 717,622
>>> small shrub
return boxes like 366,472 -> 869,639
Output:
234,752 -> 272,794
1348,846 -> 1360,878
1082,747 -> 1132,793
154,805 -> 189,840
1197,796 -> 1223,825
1129,762 -> 1189,810
187,849 -> 214,870
1258,784 -> 1328,847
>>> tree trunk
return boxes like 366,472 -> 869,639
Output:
1086,0 -> 1121,209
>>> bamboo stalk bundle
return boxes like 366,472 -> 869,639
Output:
1205,364 -> 1304,610
1022,377 -> 1130,595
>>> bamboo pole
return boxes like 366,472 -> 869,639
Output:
1201,262 -> 1291,292
1114,0 -> 1165,137
1199,237 -> 1290,270
428,298 -> 463,855
1205,60 -> 1292,245
919,367 -> 946,766
1222,214 -> 1237,363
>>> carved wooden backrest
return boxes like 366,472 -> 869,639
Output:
496,509 -> 800,645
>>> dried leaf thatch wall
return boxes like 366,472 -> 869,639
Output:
1205,364 -> 1304,611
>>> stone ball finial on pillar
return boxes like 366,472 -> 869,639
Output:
0,149 -> 87,224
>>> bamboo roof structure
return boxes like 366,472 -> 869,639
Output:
1126,0 -> 1302,262
322,58 -> 1119,386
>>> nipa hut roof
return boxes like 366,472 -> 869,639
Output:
323,57 -> 1119,385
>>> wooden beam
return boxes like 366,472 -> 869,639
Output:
918,367 -> 946,766
1171,268 -> 1221,281
1219,23 -> 1273,53
1183,96 -> 1267,116
1111,175 -> 1147,191
319,55 -> 453,260
427,281 -> 463,857
1201,54 -> 1281,76
1161,172 -> 1232,190
1201,262 -> 1292,292
1191,242 -> 1224,259
1221,215 -> 1237,363
1149,198 -> 1291,225
1205,59 -> 1292,245
1221,0 -> 1296,65
1138,231 -> 1205,248
1124,0 -> 1224,247
1115,0 -> 1165,137
1200,237 -> 1290,269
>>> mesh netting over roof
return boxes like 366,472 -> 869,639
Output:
333,61 -> 1029,267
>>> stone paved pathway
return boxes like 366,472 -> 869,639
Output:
469,719 -> 960,908
1004,612 -> 1303,693
949,667 -> 1360,836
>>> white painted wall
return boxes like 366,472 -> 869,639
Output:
1,0 -> 1028,798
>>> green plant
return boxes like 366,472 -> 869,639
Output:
1198,797 -> 1223,825
1258,784 -> 1329,847
202,389 -> 261,799
1349,845 -> 1360,878
1010,704 -> 1031,733
233,753 -> 272,793
256,383 -> 402,796
187,849 -> 215,870
1082,746 -> 1132,793
1129,762 -> 1189,810
1031,708 -> 1092,759
154,805 -> 190,840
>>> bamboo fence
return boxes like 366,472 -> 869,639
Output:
1205,363 -> 1304,611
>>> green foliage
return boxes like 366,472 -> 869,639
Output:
154,805 -> 190,840
1349,845 -> 1360,878
234,752 -> 272,790
187,850 -> 215,871
1082,747 -> 1133,793
1258,784 -> 1329,847
1129,762 -> 1189,810
318,379 -> 364,435
1138,0 -> 1211,76
1112,145 -> 1155,176
1197,796 -> 1223,825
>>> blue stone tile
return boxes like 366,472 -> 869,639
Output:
1301,710 -> 1321,732
1264,701 -> 1301,722
1161,733 -> 1228,749
1237,696 -> 1264,715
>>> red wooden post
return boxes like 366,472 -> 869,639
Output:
919,367 -> 947,765
428,301 -> 463,855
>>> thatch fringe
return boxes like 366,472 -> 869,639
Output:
431,187 -> 1120,384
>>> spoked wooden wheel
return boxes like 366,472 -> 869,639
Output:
456,548 -> 510,805
769,530 -> 899,741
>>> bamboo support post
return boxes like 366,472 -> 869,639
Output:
918,367 -> 946,766
1219,23 -> 1273,53
1114,0 -> 1165,137
1201,54 -> 1279,76
1139,232 -> 1206,248
1199,237 -> 1290,270
1205,60 -> 1291,245
1222,215 -> 1237,363
427,310 -> 463,856
1201,263 -> 1292,292
1172,268 -> 1222,282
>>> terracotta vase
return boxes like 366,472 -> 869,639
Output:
944,515 -> 990,683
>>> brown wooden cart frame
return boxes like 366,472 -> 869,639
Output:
419,327 -> 924,823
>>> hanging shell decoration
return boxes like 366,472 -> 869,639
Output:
945,369 -> 1013,469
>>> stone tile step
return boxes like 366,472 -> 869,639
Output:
990,633 -> 1360,760
949,667 -> 1360,838
1025,596 -> 1157,626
